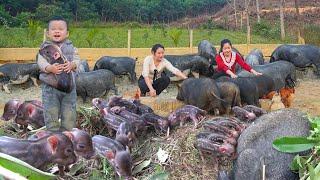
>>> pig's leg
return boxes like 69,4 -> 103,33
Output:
60,88 -> 77,131
191,71 -> 200,78
30,76 -> 39,87
189,115 -> 199,130
10,75 -> 29,84
58,165 -> 65,176
3,84 -> 11,94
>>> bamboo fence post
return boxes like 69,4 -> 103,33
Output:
128,29 -> 131,57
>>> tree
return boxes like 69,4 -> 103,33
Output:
280,0 -> 285,41
256,0 -> 260,23
245,0 -> 252,44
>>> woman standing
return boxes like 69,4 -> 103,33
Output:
138,44 -> 187,97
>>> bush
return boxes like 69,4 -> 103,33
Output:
304,25 -> 320,46
252,20 -> 280,40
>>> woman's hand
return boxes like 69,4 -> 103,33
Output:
251,69 -> 263,76
149,88 -> 157,97
230,73 -> 238,78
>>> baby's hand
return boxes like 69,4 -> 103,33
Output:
62,61 -> 74,73
46,63 -> 63,74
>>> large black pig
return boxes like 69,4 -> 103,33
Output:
165,54 -> 210,78
0,63 -> 39,93
237,61 -> 296,90
39,44 -> 74,93
217,77 -> 259,106
216,81 -> 241,114
270,44 -> 320,76
197,40 -> 217,64
93,56 -> 137,82
75,69 -> 118,102
78,59 -> 90,73
176,78 -> 223,114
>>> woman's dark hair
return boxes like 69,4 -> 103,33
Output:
151,44 -> 165,54
219,39 -> 232,53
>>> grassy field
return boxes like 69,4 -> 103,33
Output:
0,26 -> 295,48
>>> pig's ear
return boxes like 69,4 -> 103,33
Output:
27,104 -> 35,117
47,135 -> 59,154
35,130 -> 49,138
63,131 -> 74,141
219,147 -> 227,154
105,150 -> 115,161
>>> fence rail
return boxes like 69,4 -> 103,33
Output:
0,43 -> 280,65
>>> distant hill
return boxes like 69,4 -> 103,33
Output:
170,0 -> 320,29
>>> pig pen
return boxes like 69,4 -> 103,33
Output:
0,74 -> 320,179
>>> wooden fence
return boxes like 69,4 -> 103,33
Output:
0,43 -> 280,66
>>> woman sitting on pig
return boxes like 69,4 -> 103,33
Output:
138,44 -> 188,97
212,39 -> 262,79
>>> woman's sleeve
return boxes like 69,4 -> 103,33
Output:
164,60 -> 180,74
236,53 -> 252,72
142,56 -> 150,77
216,55 -> 229,73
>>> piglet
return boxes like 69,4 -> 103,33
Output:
116,122 -> 136,151
15,100 -> 45,132
39,44 -> 73,93
0,133 -> 77,176
232,106 -> 256,122
29,128 -> 95,160
242,105 -> 267,117
92,135 -> 133,180
108,96 -> 139,114
1,99 -> 23,121
92,98 -> 108,110
109,106 -> 145,132
196,131 -> 237,146
141,113 -> 169,133
168,105 -> 207,129
194,138 -> 235,159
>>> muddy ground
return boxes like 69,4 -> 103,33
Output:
0,75 -> 319,179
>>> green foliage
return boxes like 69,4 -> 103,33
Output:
273,116 -> 320,179
272,137 -> 318,153
0,0 -> 226,26
0,26 -> 291,48
85,28 -> 100,47
304,25 -> 320,46
27,20 -> 41,40
168,28 -> 182,47
0,152 -> 55,180
252,20 -> 280,40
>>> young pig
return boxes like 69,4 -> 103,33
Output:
92,135 -> 133,180
116,122 -> 136,151
0,133 -> 77,176
39,44 -> 73,93
168,105 -> 207,129
14,100 -> 45,132
232,106 -> 256,122
1,99 -> 23,121
14,101 -> 45,132
28,128 -> 95,159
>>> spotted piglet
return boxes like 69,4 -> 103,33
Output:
168,105 -> 207,129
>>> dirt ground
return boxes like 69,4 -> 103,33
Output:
0,75 -> 319,179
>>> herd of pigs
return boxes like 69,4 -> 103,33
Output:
0,40 -> 319,179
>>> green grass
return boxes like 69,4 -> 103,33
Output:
0,26 -> 295,48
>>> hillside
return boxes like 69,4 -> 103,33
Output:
171,0 -> 320,29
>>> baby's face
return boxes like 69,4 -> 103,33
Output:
47,20 -> 68,43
